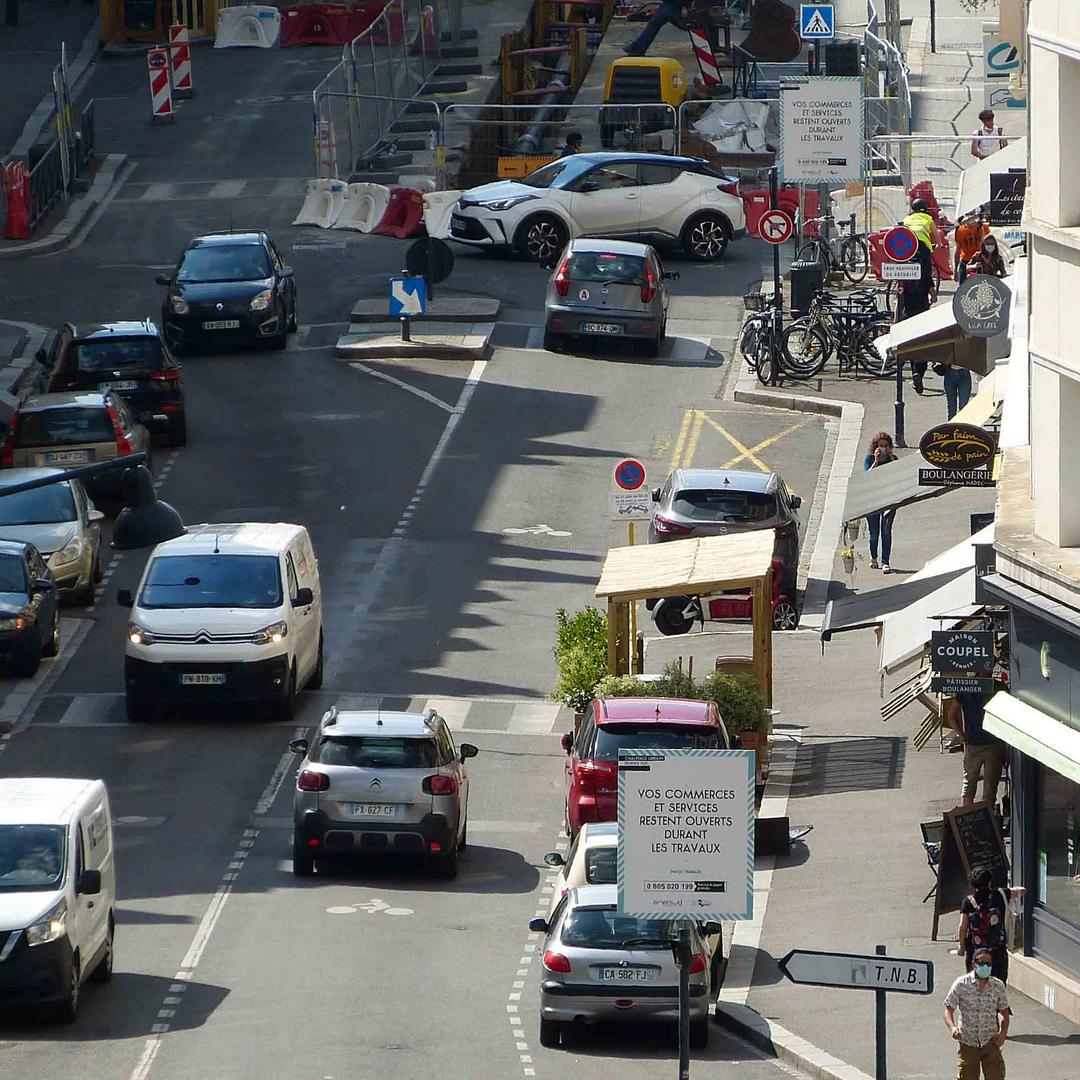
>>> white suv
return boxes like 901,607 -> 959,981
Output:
449,152 -> 746,263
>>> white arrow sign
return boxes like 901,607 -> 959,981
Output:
779,949 -> 934,995
391,279 -> 422,315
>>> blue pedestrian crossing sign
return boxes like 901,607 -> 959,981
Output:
389,275 -> 427,317
800,4 -> 834,39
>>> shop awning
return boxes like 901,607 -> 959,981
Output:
984,691 -> 1080,786
885,302 -> 993,376
955,138 -> 1027,221
820,570 -> 967,641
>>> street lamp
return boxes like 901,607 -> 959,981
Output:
0,454 -> 185,550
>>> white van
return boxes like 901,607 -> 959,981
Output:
0,778 -> 115,1021
119,522 -> 324,721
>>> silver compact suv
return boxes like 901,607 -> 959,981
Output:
290,707 -> 478,879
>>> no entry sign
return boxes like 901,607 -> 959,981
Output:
760,209 -> 794,245
883,225 -> 918,262
613,458 -> 647,491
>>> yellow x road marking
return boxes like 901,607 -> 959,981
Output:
669,409 -> 814,474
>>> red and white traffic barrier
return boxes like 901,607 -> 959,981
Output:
147,47 -> 175,122
689,27 -> 721,87
169,24 -> 194,98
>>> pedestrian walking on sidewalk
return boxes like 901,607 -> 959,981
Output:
971,110 -> 1008,162
957,868 -> 1025,983
623,0 -> 687,56
899,199 -> 938,394
863,432 -> 897,573
967,234 -> 1008,279
938,362 -> 972,418
944,947 -> 1011,1080
945,693 -> 1008,810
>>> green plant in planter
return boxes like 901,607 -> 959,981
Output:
551,606 -> 608,713
698,671 -> 769,736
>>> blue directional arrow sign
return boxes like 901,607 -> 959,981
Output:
800,3 -> 834,40
389,275 -> 427,317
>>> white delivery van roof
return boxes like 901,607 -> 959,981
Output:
151,522 -> 307,558
0,778 -> 103,826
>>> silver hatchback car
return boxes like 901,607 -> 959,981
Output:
529,884 -> 717,1049
543,239 -> 677,357
290,707 -> 478,879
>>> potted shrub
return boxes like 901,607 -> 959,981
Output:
551,606 -> 608,726
698,671 -> 770,763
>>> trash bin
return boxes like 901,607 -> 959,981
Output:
790,259 -> 825,317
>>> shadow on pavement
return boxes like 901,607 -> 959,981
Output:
553,1014 -> 781,1061
788,735 -> 907,797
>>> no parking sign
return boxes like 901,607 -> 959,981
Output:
612,458 -> 650,520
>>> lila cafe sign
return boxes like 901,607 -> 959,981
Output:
918,423 -> 997,487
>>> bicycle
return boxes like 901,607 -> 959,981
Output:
739,292 -> 784,385
797,213 -> 870,285
781,288 -> 894,379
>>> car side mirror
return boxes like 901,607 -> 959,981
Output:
78,869 -> 101,896
280,266 -> 294,278
88,508 -> 104,524
790,494 -> 802,509
154,274 -> 172,286
289,737 -> 309,755
35,346 -> 47,362
651,488 -> 661,503
578,180 -> 600,193
117,588 -> 133,608
662,271 -> 680,281
528,917 -> 548,933
544,852 -> 565,867
292,587 -> 314,608
32,577 -> 52,593
459,742 -> 479,761
560,732 -> 573,753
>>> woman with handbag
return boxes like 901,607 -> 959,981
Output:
863,432 -> 897,573
957,867 -> 1026,983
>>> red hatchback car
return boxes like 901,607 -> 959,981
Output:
562,697 -> 731,838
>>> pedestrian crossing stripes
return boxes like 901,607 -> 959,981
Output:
114,177 -> 310,203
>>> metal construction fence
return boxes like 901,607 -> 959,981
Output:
864,0 -> 912,157
25,99 -> 95,234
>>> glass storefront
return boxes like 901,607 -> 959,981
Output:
1037,764 -> 1080,930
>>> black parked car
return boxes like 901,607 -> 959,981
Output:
47,320 -> 186,446
157,231 -> 298,353
0,540 -> 59,677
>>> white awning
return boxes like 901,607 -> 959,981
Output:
955,138 -> 1027,220
984,691 -> 1080,786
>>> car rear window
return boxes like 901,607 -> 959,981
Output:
672,489 -> 778,524
567,252 -> 645,285
316,736 -> 438,769
14,407 -> 113,448
0,485 -> 76,526
585,846 -> 617,884
0,554 -> 26,593
593,723 -> 719,761
561,909 -> 675,949
74,338 -> 165,372
139,554 -> 282,609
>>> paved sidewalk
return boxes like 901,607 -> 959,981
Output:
0,319 -> 51,419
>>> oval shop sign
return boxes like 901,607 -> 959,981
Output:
919,423 -> 997,471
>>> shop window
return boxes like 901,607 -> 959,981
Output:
1037,764 -> 1080,929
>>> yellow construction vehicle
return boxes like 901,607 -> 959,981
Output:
600,56 -> 687,149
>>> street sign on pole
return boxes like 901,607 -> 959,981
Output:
389,275 -> 427,317
759,208 -> 794,245
778,948 -> 935,994
779,76 -> 864,184
611,458 -> 650,520
883,226 -> 919,262
880,261 -> 921,281
799,3 -> 834,39
613,458 -> 647,491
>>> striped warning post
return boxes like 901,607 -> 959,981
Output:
147,47 -> 175,122
688,26 -> 721,87
169,24 -> 194,97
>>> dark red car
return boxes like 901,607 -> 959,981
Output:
561,697 -> 730,838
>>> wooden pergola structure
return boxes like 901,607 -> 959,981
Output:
594,532 -> 776,706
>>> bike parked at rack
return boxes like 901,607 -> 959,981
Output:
780,288 -> 894,379
797,213 -> 871,285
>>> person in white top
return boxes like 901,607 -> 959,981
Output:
971,109 -> 1008,161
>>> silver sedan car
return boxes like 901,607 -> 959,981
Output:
529,884 -> 716,1049
543,240 -> 677,357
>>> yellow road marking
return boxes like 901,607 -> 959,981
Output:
682,409 -> 706,468
669,407 -> 694,472
694,413 -> 814,473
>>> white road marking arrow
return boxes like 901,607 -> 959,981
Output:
392,279 -> 422,315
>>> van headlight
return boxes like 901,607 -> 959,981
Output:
249,290 -> 273,312
252,620 -> 288,645
51,538 -> 84,568
127,623 -> 155,646
26,899 -> 67,947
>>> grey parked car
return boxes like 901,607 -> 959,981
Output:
649,468 -> 801,592
543,239 -> 677,357
529,884 -> 718,1049
290,707 -> 478,879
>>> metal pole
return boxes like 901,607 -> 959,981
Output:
677,924 -> 691,1079
769,167 -> 783,387
875,944 -> 887,1080
929,0 -> 936,54
894,354 -> 906,447
400,316 -> 411,342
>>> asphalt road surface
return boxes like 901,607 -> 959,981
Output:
0,46 -> 822,1080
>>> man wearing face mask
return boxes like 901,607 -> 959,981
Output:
944,947 -> 1011,1080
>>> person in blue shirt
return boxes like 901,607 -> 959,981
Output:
863,431 -> 897,572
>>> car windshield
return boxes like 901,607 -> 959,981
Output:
177,245 -> 272,283
567,252 -> 645,285
520,159 -> 579,189
585,846 -> 617,884
14,408 -> 113,448
672,488 -> 779,524
0,554 -> 26,593
139,554 -> 283,609
75,337 -> 165,372
561,909 -> 676,949
317,736 -> 439,769
0,824 -> 65,892
594,724 -> 719,762
0,485 -> 76,526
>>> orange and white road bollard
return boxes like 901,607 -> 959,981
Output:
169,24 -> 194,98
147,47 -> 175,122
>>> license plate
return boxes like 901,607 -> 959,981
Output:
582,322 -> 622,334
203,319 -> 240,330
349,803 -> 399,818
43,450 -> 89,464
180,673 -> 226,685
597,967 -> 657,982
100,380 -> 138,392
451,215 -> 467,230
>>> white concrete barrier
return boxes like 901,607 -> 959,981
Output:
422,190 -> 462,240
215,5 -> 282,48
398,174 -> 435,193
830,186 -> 910,233
332,183 -> 391,232
293,179 -> 349,228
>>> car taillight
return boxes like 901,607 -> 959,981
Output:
652,514 -> 693,537
574,760 -> 618,795
423,774 -> 459,796
297,770 -> 329,792
641,265 -> 657,304
689,954 -> 707,975
720,180 -> 739,196
150,367 -> 181,382
107,406 -> 133,455
553,255 -> 571,297
0,412 -> 18,468
542,950 -> 571,973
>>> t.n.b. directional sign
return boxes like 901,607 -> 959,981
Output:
389,275 -> 427,317
800,3 -> 834,39
779,948 -> 934,995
